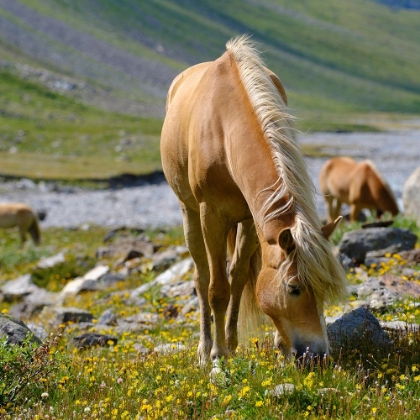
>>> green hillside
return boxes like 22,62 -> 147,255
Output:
0,0 -> 419,179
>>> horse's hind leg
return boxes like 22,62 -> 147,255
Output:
199,203 -> 230,362
181,204 -> 212,365
226,219 -> 259,353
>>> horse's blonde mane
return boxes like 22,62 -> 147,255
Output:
226,35 -> 346,302
365,160 -> 398,207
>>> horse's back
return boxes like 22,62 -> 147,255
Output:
319,157 -> 357,199
0,203 -> 34,228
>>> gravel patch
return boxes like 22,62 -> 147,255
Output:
1,130 -> 419,229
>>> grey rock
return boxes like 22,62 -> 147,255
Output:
134,343 -> 150,354
97,309 -> 117,326
41,306 -> 94,325
131,258 -> 193,297
60,277 -> 98,296
327,306 -> 390,352
37,252 -> 65,269
154,342 -> 188,354
399,249 -> 420,264
338,252 -> 356,270
364,256 -> 390,268
152,245 -> 189,271
73,333 -> 118,349
161,280 -> 195,298
380,320 -> 419,332
403,167 -> 420,224
121,312 -> 160,325
267,383 -> 296,397
356,277 -> 399,308
0,274 -> 38,302
26,323 -> 48,341
83,265 -> 109,280
0,314 -> 41,345
98,272 -> 126,288
338,227 -> 417,264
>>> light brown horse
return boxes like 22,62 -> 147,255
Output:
161,36 -> 346,365
319,157 -> 399,223
0,203 -> 41,246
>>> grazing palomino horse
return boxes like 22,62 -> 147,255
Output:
161,36 -> 346,364
0,203 -> 41,246
319,157 -> 399,223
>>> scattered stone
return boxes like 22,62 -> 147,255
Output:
121,312 -> 160,325
0,274 -> 38,302
403,167 -> 420,225
97,309 -> 118,326
0,314 -> 41,345
26,323 -> 48,341
267,383 -> 296,397
152,246 -> 189,271
356,273 -> 420,308
134,343 -> 150,354
37,252 -> 65,269
399,249 -> 420,264
73,333 -> 118,349
98,236 -> 158,261
161,280 -> 195,298
60,277 -> 98,296
361,220 -> 394,229
154,342 -> 188,354
84,265 -> 110,280
98,272 -> 126,288
328,306 -> 390,352
131,258 -> 193,298
379,320 -> 420,332
338,227 -> 417,265
41,306 -> 94,325
318,387 -> 339,395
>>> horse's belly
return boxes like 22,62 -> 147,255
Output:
0,214 -> 17,228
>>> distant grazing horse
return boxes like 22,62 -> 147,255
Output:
0,203 -> 41,246
161,36 -> 346,365
319,157 -> 399,223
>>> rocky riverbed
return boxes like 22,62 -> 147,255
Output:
1,129 -> 419,229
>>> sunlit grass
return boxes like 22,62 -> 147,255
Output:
1,220 -> 420,418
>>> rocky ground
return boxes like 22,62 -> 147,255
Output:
0,129 -> 419,229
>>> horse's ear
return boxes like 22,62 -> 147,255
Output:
279,228 -> 295,255
321,216 -> 343,240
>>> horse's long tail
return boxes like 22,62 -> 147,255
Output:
227,226 -> 268,345
29,213 -> 41,245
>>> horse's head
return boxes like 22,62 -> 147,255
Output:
256,217 -> 343,361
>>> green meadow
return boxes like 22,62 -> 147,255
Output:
1,0 -> 420,180
1,1 -> 420,418
0,215 -> 420,418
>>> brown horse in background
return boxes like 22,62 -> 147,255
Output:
161,36 -> 346,366
0,203 -> 41,246
319,157 -> 399,223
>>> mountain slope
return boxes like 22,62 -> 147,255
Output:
1,0 -> 420,118
0,0 -> 420,180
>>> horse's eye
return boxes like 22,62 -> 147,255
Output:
288,285 -> 301,296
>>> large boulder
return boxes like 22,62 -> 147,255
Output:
403,167 -> 420,224
327,306 -> 390,353
338,227 -> 417,265
0,314 -> 42,345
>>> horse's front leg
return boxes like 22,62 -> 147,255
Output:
200,204 -> 230,362
181,205 -> 212,365
226,220 -> 259,353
